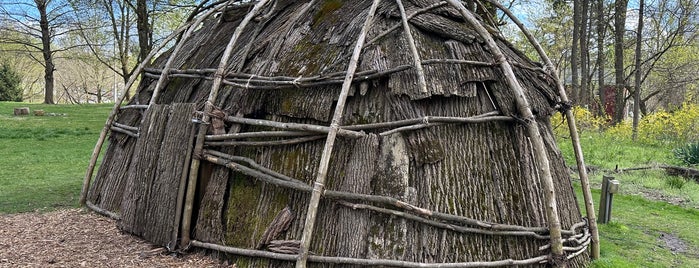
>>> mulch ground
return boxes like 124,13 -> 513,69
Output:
0,209 -> 229,268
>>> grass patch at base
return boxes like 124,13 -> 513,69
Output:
0,102 -> 112,214
575,185 -> 699,267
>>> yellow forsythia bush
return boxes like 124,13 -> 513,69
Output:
554,103 -> 699,145
551,106 -> 607,136
607,103 -> 699,145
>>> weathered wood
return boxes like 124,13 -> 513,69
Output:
118,104 -> 196,246
444,1 -> 566,265
482,0 -> 600,259
662,165 -> 699,182
90,1 -> 590,267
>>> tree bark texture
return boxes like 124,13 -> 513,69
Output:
571,0 -> 581,103
596,0 -> 606,116
90,0 -> 589,266
613,0 -> 628,124
36,0 -> 55,104
89,103 -> 196,246
135,0 -> 152,63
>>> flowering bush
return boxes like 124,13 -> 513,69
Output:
551,106 -> 607,136
554,103 -> 699,146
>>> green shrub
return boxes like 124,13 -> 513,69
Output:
0,62 -> 22,102
673,141 -> 699,166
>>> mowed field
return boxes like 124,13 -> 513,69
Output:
0,102 -> 112,213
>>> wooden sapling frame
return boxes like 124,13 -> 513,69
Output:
81,0 -> 595,266
444,0 -> 567,264
483,0 -> 600,259
180,0 -> 272,249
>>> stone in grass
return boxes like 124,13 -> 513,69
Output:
13,107 -> 29,116
34,110 -> 45,116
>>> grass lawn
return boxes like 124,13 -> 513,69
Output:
557,130 -> 699,267
0,102 -> 112,213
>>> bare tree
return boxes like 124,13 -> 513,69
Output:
595,0 -> 606,116
0,0 -> 84,104
632,0 -> 644,140
612,0 -> 628,124
571,0 -> 581,103
579,0 -> 591,105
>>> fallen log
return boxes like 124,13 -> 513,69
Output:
660,165 -> 699,182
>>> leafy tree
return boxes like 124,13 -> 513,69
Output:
0,62 -> 23,102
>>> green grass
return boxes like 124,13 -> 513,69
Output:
576,186 -> 699,268
0,102 -> 112,213
558,131 -> 699,209
558,130 -> 699,266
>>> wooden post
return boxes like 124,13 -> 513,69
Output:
482,0 -> 601,259
598,175 -> 619,224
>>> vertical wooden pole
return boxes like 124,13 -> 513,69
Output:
395,0 -> 427,94
444,0 -> 566,265
180,0 -> 271,249
482,0 -> 600,260
295,1 -> 382,267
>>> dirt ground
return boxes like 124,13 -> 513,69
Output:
0,209 -> 228,268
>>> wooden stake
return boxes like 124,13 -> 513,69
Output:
295,1 -> 382,267
180,0 -> 271,249
444,0 -> 566,265
483,0 -> 600,259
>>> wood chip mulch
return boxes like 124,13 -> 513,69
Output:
0,209 -> 229,268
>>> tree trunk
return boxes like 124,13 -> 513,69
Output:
135,0 -> 151,63
36,0 -> 55,104
571,0 -> 581,103
596,0 -> 606,116
613,0 -> 628,124
632,0 -> 644,140
579,0 -> 590,106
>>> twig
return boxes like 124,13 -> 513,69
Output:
337,201 -> 549,239
110,126 -> 139,138
112,122 -> 139,132
206,131 -> 314,141
221,115 -> 365,139
206,136 -> 325,146
396,0 -> 428,93
119,105 -> 149,110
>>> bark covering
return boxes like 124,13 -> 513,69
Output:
88,0 -> 589,266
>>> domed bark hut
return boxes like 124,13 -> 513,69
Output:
82,0 -> 598,267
